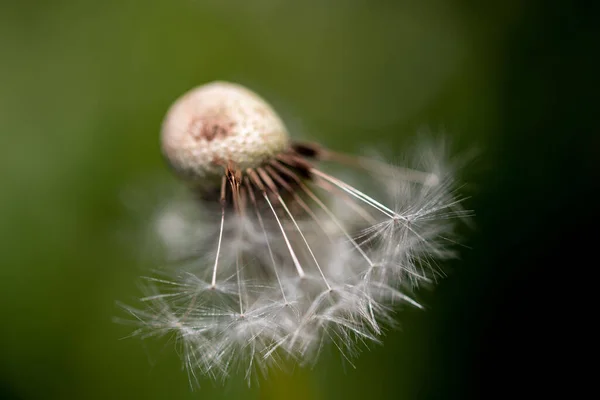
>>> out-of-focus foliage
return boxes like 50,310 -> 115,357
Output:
0,0 -> 595,399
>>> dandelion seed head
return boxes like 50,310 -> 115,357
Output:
122,81 -> 471,386
161,81 -> 290,183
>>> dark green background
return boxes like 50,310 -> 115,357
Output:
0,0 -> 595,399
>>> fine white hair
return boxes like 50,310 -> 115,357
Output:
119,82 -> 471,387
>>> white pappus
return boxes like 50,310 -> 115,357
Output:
119,81 -> 470,386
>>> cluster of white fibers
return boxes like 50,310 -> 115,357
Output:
119,82 -> 470,387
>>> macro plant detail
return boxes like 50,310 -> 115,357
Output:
121,81 -> 468,385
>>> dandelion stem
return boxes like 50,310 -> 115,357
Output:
320,149 -> 439,186
310,168 -> 401,220
227,166 -> 242,215
247,168 -> 306,278
269,159 -> 376,265
313,179 -> 377,224
211,176 -> 227,288
266,163 -> 337,242
277,193 -> 331,290
255,167 -> 330,286
262,191 -> 305,278
299,181 -> 374,267
236,248 -> 244,315
246,178 -> 288,302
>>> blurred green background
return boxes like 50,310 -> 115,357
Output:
0,0 -> 595,399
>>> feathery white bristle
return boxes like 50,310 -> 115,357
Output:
122,82 -> 470,386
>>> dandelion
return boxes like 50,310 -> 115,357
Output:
120,81 -> 469,386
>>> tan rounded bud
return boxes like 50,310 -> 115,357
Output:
161,81 -> 290,183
